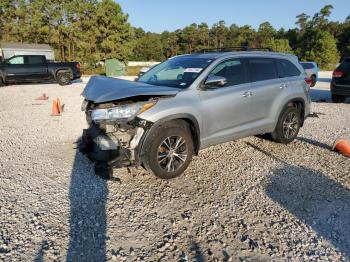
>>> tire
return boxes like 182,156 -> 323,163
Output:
271,107 -> 302,144
310,75 -> 316,87
141,120 -> 194,179
56,71 -> 72,86
0,78 -> 4,87
331,94 -> 345,103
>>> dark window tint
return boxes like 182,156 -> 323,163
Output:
338,59 -> 350,72
301,63 -> 314,69
248,58 -> 277,82
26,56 -> 45,64
209,59 -> 247,86
279,59 -> 301,77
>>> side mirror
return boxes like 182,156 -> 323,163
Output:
203,75 -> 227,89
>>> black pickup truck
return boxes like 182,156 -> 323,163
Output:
0,55 -> 81,86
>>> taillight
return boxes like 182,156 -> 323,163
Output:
76,63 -> 81,71
333,70 -> 343,78
304,77 -> 312,86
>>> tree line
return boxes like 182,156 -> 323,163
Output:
1,1 -> 350,70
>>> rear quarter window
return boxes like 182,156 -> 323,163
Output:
301,63 -> 314,70
26,56 -> 45,64
248,58 -> 278,82
278,59 -> 301,78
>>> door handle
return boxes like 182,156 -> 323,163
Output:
280,83 -> 288,89
242,91 -> 253,97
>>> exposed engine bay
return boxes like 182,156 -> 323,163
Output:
79,96 -> 171,178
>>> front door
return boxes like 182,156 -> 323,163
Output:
4,56 -> 27,82
199,58 -> 255,147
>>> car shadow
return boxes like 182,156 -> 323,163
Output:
310,88 -> 350,104
309,88 -> 331,102
66,149 -> 108,262
317,78 -> 331,83
296,137 -> 332,150
246,142 -> 350,258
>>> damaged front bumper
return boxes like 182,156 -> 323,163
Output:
79,117 -> 151,169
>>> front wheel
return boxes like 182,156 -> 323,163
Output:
141,120 -> 194,179
271,107 -> 302,144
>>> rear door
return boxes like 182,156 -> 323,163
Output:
24,56 -> 50,80
246,57 -> 285,128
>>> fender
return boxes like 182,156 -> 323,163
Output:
276,97 -> 306,127
137,113 -> 201,164
53,67 -> 73,80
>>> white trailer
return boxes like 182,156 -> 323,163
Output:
0,43 -> 55,61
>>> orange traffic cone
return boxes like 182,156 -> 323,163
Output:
333,138 -> 350,157
51,99 -> 61,116
56,98 -> 62,114
35,93 -> 49,100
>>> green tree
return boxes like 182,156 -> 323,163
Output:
95,0 -> 134,62
132,33 -> 164,61
299,30 -> 339,69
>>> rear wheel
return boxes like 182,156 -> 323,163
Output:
56,71 -> 72,86
141,120 -> 194,179
310,75 -> 316,87
271,107 -> 301,144
332,94 -> 345,103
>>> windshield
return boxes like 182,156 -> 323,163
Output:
138,56 -> 213,88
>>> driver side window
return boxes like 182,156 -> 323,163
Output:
8,56 -> 25,65
209,58 -> 247,87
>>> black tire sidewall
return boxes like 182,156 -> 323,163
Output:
142,121 -> 194,179
272,107 -> 301,144
57,72 -> 71,86
310,75 -> 316,87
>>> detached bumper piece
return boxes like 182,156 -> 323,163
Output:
78,124 -> 132,179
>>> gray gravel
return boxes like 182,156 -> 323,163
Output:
0,74 -> 350,262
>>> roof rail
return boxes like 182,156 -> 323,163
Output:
199,46 -> 273,53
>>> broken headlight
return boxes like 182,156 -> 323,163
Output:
91,102 -> 156,122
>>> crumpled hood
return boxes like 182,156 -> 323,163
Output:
82,76 -> 181,103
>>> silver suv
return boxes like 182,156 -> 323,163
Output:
80,50 -> 311,179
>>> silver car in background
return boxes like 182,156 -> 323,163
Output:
80,49 -> 311,179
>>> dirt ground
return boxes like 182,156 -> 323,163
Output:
0,72 -> 349,261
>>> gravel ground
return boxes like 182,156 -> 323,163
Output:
0,73 -> 350,262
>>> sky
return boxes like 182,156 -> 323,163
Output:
116,0 -> 350,32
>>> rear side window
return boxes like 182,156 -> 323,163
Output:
26,56 -> 45,64
248,58 -> 277,82
338,60 -> 350,72
301,63 -> 314,70
209,58 -> 247,86
278,59 -> 301,77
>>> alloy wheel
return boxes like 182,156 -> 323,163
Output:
157,136 -> 188,172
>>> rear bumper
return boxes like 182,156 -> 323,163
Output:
73,72 -> 81,79
331,83 -> 350,96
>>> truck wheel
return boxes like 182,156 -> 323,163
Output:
271,107 -> 301,144
141,120 -> 194,179
57,72 -> 72,86
331,94 -> 345,103
0,78 -> 4,87
310,75 -> 316,87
